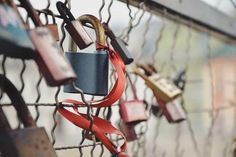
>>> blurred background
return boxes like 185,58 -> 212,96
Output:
1,0 -> 236,157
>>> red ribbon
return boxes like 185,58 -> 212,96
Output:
58,43 -> 129,157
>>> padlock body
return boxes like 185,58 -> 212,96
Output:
119,120 -> 137,142
46,24 -> 60,41
147,74 -> 182,103
165,102 -> 186,123
0,127 -> 58,157
29,27 -> 76,86
120,100 -> 147,124
111,37 -> 133,65
0,4 -> 35,59
65,20 -> 93,49
64,50 -> 108,96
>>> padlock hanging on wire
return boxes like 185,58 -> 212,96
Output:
0,75 -> 58,157
103,23 -> 134,65
0,0 -> 35,59
63,14 -> 109,96
42,9 -> 60,41
133,64 -> 186,123
119,74 -> 147,125
118,120 -> 137,142
56,2 -> 93,49
18,0 -> 76,86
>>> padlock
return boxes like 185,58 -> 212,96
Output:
103,23 -> 133,65
64,14 -> 109,96
155,96 -> 186,123
135,64 -> 182,103
19,0 -> 76,86
43,9 -> 59,41
119,74 -> 147,124
0,75 -> 58,157
118,120 -> 137,142
147,74 -> 182,103
120,100 -> 148,124
56,2 -> 93,49
0,0 -> 35,59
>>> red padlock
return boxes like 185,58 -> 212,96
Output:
119,120 -> 137,142
119,74 -> 147,125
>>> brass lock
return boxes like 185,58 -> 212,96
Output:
134,64 -> 182,103
19,0 -> 76,86
0,75 -> 58,157
147,74 -> 182,102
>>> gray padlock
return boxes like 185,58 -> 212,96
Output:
0,75 -> 58,157
64,14 -> 108,96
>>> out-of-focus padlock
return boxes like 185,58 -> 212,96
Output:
19,0 -> 76,86
56,2 -> 93,49
43,9 -> 59,41
134,64 -> 186,123
155,97 -> 186,123
119,74 -> 147,125
118,120 -> 137,142
64,14 -> 109,96
0,75 -> 58,157
103,23 -> 133,65
148,74 -> 182,103
0,0 -> 35,59
135,64 -> 182,103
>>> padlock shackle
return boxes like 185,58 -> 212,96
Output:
126,73 -> 138,100
103,23 -> 116,40
0,75 -> 37,128
78,14 -> 106,47
18,0 -> 43,26
137,64 -> 157,76
56,1 -> 76,24
68,14 -> 106,52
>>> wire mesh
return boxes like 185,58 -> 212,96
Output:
0,0 -> 236,157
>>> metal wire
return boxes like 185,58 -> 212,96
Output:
1,1 -> 235,157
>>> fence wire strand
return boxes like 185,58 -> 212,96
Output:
0,0 -> 236,157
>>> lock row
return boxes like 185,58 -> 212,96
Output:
0,0 -> 134,95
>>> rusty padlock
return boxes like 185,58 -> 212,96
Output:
42,9 -> 60,41
119,74 -> 147,125
103,23 -> 133,65
0,75 -> 58,157
56,2 -> 93,49
0,0 -> 35,59
155,97 -> 186,123
118,120 -> 137,142
19,0 -> 76,86
64,14 -> 109,96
